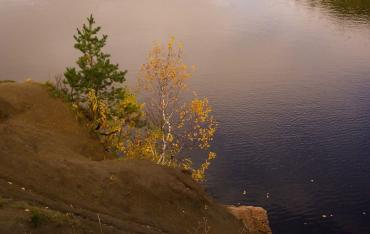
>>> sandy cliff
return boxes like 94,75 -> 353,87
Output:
0,82 -> 271,234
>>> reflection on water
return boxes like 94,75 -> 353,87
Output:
306,0 -> 370,23
1,0 -> 370,233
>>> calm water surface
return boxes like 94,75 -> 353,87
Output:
1,0 -> 370,233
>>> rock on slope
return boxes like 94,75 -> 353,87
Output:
0,82 -> 270,234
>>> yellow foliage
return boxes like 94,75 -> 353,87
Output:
138,37 -> 219,181
80,37 -> 219,182
191,152 -> 217,182
87,89 -> 109,130
86,89 -> 144,153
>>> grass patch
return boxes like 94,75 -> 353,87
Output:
10,201 -> 78,228
43,81 -> 71,101
42,74 -> 73,102
0,80 -> 15,84
30,209 -> 46,228
31,207 -> 78,228
0,196 -> 12,208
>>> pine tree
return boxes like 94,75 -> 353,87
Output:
64,15 -> 127,103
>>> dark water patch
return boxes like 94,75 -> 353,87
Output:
304,0 -> 370,23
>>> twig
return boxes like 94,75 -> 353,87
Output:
97,214 -> 103,234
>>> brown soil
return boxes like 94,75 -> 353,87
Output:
0,82 -> 247,234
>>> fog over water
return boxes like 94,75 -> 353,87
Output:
1,0 -> 370,233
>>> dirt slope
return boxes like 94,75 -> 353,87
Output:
0,82 -> 251,234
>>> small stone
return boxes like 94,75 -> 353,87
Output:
25,209 -> 30,212
266,193 -> 270,199
7,182 -> 12,185
321,214 -> 327,218
21,187 -> 26,191
243,190 -> 247,195
329,214 -> 334,217
362,212 -> 367,215
310,179 -> 314,183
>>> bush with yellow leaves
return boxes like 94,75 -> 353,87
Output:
86,89 -> 143,154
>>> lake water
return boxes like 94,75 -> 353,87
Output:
1,0 -> 370,233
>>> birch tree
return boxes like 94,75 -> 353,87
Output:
138,37 -> 217,181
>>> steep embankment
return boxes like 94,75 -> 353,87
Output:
0,82 -> 270,234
